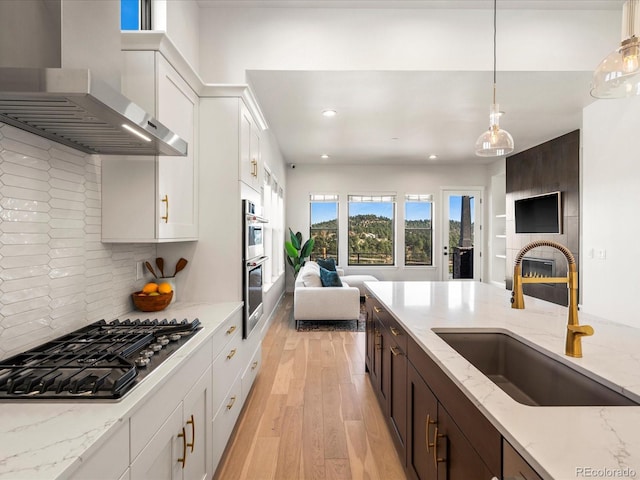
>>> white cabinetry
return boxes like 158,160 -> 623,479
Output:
102,52 -> 198,242
490,173 -> 507,287
130,339 -> 213,480
71,421 -> 129,480
239,101 -> 262,194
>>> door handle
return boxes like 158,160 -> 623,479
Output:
186,414 -> 195,453
177,426 -> 187,468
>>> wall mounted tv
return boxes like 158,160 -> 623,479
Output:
514,191 -> 562,234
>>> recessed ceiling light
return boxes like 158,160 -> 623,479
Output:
428,154 -> 438,160
322,109 -> 337,117
321,154 -> 330,159
391,137 -> 399,141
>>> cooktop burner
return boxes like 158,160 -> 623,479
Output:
0,318 -> 201,400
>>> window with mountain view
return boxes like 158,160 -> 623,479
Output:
405,194 -> 433,266
309,194 -> 338,261
348,195 -> 395,265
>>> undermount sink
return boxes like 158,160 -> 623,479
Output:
433,329 -> 639,407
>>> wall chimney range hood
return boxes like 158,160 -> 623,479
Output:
0,67 -> 188,156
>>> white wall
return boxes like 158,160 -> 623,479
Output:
581,97 -> 640,327
285,163 -> 490,290
166,0 -> 200,72
197,6 -> 618,83
0,124 -> 156,360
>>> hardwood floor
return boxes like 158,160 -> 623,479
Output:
214,294 -> 407,480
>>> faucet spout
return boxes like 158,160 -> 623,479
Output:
511,240 -> 594,358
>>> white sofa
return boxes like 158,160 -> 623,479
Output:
293,261 -> 360,327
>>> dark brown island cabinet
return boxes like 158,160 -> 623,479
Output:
364,294 -> 544,480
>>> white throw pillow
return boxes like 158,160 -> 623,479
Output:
301,261 -> 322,287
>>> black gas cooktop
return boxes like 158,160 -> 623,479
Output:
0,318 -> 201,400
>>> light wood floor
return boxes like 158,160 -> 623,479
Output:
214,294 -> 407,480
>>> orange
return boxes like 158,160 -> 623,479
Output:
158,282 -> 173,294
142,282 -> 159,294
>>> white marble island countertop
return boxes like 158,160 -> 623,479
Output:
365,281 -> 640,480
0,301 -> 242,480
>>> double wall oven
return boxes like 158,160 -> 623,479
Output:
242,200 -> 268,339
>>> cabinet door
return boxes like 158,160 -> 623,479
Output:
388,335 -> 407,458
437,407 -> 493,480
157,55 -> 198,240
239,103 -> 261,193
364,294 -> 374,372
130,404 -> 183,480
182,365 -> 213,480
407,363 -> 438,480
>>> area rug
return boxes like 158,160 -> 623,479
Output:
296,303 -> 366,332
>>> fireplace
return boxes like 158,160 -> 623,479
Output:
521,257 -> 555,284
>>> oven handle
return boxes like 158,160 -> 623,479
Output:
246,256 -> 269,268
245,213 -> 269,224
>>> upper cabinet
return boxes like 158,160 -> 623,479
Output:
102,51 -> 199,242
239,101 -> 263,194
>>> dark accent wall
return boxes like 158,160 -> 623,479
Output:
505,130 -> 580,306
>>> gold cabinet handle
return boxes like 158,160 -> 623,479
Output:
226,325 -> 237,335
364,293 -> 370,299
390,346 -> 402,356
226,395 -> 237,410
161,195 -> 169,223
251,158 -> 258,177
177,426 -> 187,468
425,414 -> 436,452
227,348 -> 237,360
251,360 -> 258,370
374,306 -> 382,313
186,414 -> 195,453
390,326 -> 401,336
374,329 -> 382,350
432,426 -> 446,468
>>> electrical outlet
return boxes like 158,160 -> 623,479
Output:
136,261 -> 144,280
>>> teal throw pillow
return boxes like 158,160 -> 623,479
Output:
320,266 -> 342,287
317,257 -> 337,271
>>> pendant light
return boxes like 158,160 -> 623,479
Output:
591,0 -> 640,98
475,0 -> 514,157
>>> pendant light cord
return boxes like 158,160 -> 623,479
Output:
629,0 -> 636,38
492,0 -> 497,105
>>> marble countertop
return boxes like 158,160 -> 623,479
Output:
365,281 -> 640,480
0,301 -> 243,480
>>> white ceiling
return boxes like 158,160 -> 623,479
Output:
248,70 -> 595,165
201,0 -> 624,166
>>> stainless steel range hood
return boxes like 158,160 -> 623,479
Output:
0,67 -> 188,156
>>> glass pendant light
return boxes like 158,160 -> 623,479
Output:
592,0 -> 640,98
475,0 -> 514,157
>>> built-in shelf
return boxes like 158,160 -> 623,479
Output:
495,254 -> 507,259
496,234 -> 506,239
495,214 -> 506,218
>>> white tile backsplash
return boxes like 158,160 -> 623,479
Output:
0,123 -> 156,360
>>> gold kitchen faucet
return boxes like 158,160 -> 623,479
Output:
511,240 -> 594,358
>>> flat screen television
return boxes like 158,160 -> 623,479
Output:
514,191 -> 562,234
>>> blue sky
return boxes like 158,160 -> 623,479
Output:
311,203 -> 338,223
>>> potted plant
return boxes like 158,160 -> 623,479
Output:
285,228 -> 315,278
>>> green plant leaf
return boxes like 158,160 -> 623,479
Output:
295,231 -> 303,248
286,255 -> 294,267
285,241 -> 298,258
300,237 -> 315,259
289,228 -> 301,250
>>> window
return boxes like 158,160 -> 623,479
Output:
309,194 -> 339,262
348,195 -> 395,265
120,0 -> 151,30
263,168 -> 285,284
405,194 -> 433,266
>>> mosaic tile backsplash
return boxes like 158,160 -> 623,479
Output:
0,123 -> 156,360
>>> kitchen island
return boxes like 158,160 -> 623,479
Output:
364,281 -> 640,479
0,301 -> 246,480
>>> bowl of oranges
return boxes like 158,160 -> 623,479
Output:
132,281 -> 174,312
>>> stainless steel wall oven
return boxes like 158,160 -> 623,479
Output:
242,200 -> 268,338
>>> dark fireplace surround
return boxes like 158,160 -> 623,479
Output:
505,130 -> 580,307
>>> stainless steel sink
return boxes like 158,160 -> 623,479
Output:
433,330 -> 639,407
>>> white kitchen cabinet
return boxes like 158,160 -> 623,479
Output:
239,101 -> 262,194
130,365 -> 212,480
102,52 -> 198,243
